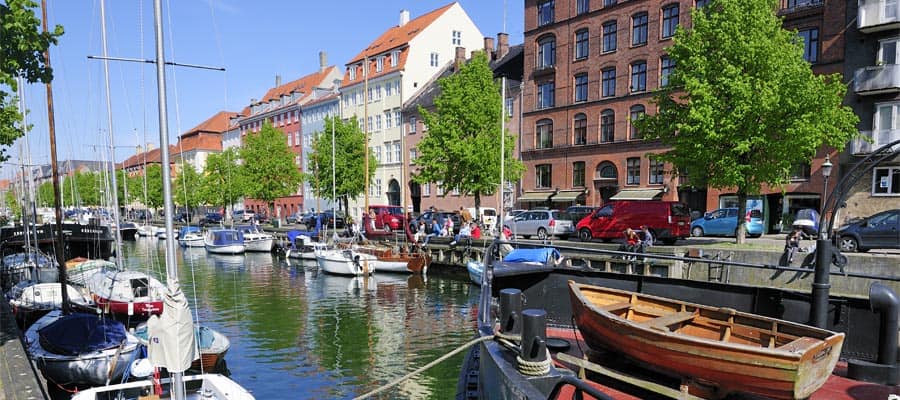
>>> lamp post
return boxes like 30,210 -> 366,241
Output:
811,153 -> 834,328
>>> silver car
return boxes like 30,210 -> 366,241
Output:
506,210 -> 574,240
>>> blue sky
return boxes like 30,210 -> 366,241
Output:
7,0 -> 523,173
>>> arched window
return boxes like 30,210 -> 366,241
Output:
537,35 -> 557,69
629,104 -> 645,140
596,161 -> 618,180
575,28 -> 589,60
536,119 -> 553,149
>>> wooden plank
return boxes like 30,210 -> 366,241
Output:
777,337 -> 821,353
640,311 -> 696,330
600,301 -> 632,312
556,352 -> 705,400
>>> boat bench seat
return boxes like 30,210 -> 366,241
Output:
776,337 -> 821,352
600,302 -> 633,312
641,311 -> 696,331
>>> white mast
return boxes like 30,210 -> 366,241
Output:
99,0 -> 125,269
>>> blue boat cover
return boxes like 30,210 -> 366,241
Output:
38,313 -> 127,355
290,216 -> 321,240
210,229 -> 243,245
178,226 -> 200,237
502,248 -> 561,264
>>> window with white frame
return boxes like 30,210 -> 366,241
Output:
349,67 -> 356,80
368,87 -> 373,101
385,112 -> 392,129
874,102 -> 899,147
376,56 -> 384,72
409,116 -> 417,133
409,148 -> 417,164
506,97 -> 514,117
376,178 -> 382,196
376,115 -> 382,131
295,155 -> 301,165
452,186 -> 460,196
391,51 -> 399,67
393,141 -> 401,162
294,110 -> 299,122
423,183 -> 431,196
385,141 -> 393,162
873,167 -> 900,195
626,157 -> 641,185
430,52 -> 439,67
436,182 -> 445,196
374,146 -> 382,162
394,80 -> 401,95
452,30 -> 462,46
879,37 -> 898,65
294,132 -> 300,146
385,82 -> 393,97
367,116 -> 373,132
649,159 -> 665,184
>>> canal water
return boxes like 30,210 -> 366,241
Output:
120,237 -> 480,399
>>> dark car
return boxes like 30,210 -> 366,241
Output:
304,211 -> 345,229
286,212 -> 303,224
409,211 -> 462,235
199,212 -> 223,227
565,206 -> 597,224
836,209 -> 899,252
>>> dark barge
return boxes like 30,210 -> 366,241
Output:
0,223 -> 114,261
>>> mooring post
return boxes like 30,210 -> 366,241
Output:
499,288 -> 522,335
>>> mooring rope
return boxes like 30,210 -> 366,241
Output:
516,349 -> 553,376
352,334 -> 496,400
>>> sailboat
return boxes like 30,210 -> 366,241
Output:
72,1 -> 253,398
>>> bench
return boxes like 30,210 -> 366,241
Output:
640,311 -> 696,331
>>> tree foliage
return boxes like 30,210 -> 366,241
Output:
36,181 -> 53,207
5,188 -> 22,221
636,0 -> 858,242
201,148 -> 243,219
0,0 -> 64,162
60,170 -> 101,206
303,116 -> 377,214
240,122 -> 303,217
174,164 -> 203,211
131,165 -> 164,210
414,51 -> 524,213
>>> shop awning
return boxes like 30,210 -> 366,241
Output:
551,190 -> 587,202
517,191 -> 554,202
609,189 -> 664,200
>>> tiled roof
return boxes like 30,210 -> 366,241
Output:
174,133 -> 222,154
304,92 -> 340,107
0,180 -> 9,190
183,111 -> 238,136
341,2 -> 455,87
252,66 -> 339,111
120,145 -> 177,169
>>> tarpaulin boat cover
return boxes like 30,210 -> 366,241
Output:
147,283 -> 196,373
502,248 -> 561,264
38,313 -> 127,356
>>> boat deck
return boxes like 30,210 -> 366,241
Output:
544,326 -> 899,400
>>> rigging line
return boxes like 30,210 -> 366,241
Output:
206,0 -> 228,110
163,0 -> 183,140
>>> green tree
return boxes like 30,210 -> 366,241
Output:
36,181 -> 53,207
174,164 -> 203,214
201,148 -> 243,220
303,116 -> 377,214
1,0 -> 64,162
115,170 -> 130,206
414,51 -> 524,216
132,165 -> 164,211
5,188 -> 22,222
636,0 -> 858,243
240,123 -> 303,220
71,170 -> 100,206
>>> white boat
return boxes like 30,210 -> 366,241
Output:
84,267 -> 167,318
285,231 -> 328,260
315,249 -> 377,276
71,374 -> 254,400
204,229 -> 245,255
236,225 -> 274,252
136,224 -> 155,237
7,281 -> 95,328
178,226 -> 204,248
25,309 -> 141,387
466,260 -> 483,285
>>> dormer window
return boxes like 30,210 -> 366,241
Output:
391,51 -> 399,67
377,56 -> 384,72
349,67 -> 356,80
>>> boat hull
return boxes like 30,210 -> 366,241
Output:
205,244 -> 246,254
244,238 -> 273,252
316,250 -> 375,276
466,261 -> 483,285
569,282 -> 844,399
180,238 -> 205,248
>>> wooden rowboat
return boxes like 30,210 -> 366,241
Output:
568,281 -> 845,399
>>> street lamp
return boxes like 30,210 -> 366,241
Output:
821,154 -> 833,232
811,153 -> 833,329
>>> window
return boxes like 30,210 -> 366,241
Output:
602,21 -> 617,52
661,4 -> 680,39
506,97 -> 514,117
601,68 -> 616,97
537,36 -> 556,69
409,148 -> 417,164
575,29 -> 589,60
394,110 -> 401,128
875,102 -> 899,147
437,182 -> 445,196
536,119 -> 553,149
573,161 -> 586,187
626,157 -> 641,185
384,141 -> 393,163
597,162 -> 617,180
536,164 -> 552,188
422,183 -> 431,196
537,81 -> 555,109
879,38 -> 898,65
452,30 -> 462,46
374,146 -> 382,163
604,0 -> 617,6
631,61 -> 647,92
696,0 -> 710,8
376,178 -> 382,196
367,116 -> 373,132
394,141 -> 401,163
394,81 -> 401,95
376,56 -> 384,72
873,167 -> 900,195
629,104 -> 645,139
798,28 -> 819,63
649,159 -> 665,184
574,73 -> 588,102
287,133 -> 292,146
376,84 -> 383,100
385,82 -> 393,97
294,132 -> 300,146
368,87 -> 373,101
577,0 -> 590,14
384,111 -> 392,129
409,117 -> 417,133
430,52 -> 439,67
574,113 -> 587,145
786,0 -> 824,8
391,51 -> 399,67
375,115 -> 382,131
538,0 -> 555,26
789,163 -> 811,181
600,109 -> 615,142
632,13 -> 648,46
349,67 -> 356,80
660,56 -> 675,87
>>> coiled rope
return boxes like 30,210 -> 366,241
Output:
352,334 -> 496,400
516,349 -> 553,376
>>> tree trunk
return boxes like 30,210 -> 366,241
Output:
735,190 -> 748,244
474,191 -> 481,227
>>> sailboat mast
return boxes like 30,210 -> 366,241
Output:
363,56 -> 369,213
99,0 -> 125,269
152,0 -> 186,397
40,0 -> 70,314
499,76 -> 506,230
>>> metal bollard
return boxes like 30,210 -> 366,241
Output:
499,288 -> 522,335
521,309 -> 547,363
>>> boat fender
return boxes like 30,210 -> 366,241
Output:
499,289 -> 523,336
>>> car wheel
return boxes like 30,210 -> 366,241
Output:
839,237 -> 859,252
578,229 -> 592,242
537,228 -> 548,240
384,225 -> 392,233
691,227 -> 704,237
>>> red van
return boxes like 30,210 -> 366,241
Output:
368,205 -> 405,232
575,201 -> 691,244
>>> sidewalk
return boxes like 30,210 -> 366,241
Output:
0,301 -> 46,400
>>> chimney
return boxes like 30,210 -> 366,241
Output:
146,142 -> 156,151
275,74 -> 282,87
399,9 -> 410,26
484,37 -> 495,60
455,47 -> 466,71
136,145 -> 143,155
319,51 -> 327,73
497,33 -> 509,60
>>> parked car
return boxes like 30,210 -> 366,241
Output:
368,205 -> 405,232
199,212 -> 223,227
503,209 -> 527,224
575,201 -> 692,245
286,212 -> 303,224
690,208 -> 764,238
409,211 -> 462,235
465,207 -> 498,232
232,210 -> 255,222
304,210 -> 345,229
836,209 -> 900,252
505,210 -> 574,240
564,206 -> 597,224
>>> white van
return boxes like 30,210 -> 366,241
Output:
466,207 -> 498,232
